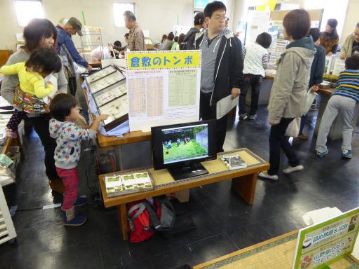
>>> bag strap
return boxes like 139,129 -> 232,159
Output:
158,197 -> 176,230
127,203 -> 146,231
128,203 -> 146,219
143,200 -> 161,230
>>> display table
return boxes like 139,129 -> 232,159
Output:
194,230 -> 359,269
98,148 -> 269,240
97,131 -> 151,148
315,87 -> 359,140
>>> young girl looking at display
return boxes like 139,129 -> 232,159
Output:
49,93 -> 108,226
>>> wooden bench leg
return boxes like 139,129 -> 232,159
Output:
231,173 -> 257,205
118,204 -> 128,240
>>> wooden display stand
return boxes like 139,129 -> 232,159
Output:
97,130 -> 151,148
0,50 -> 12,67
98,148 -> 269,240
194,230 -> 358,269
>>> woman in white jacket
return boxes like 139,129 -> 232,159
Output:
259,9 -> 315,181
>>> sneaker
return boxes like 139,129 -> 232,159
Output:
297,134 -> 308,140
283,165 -> 304,174
63,207 -> 87,227
64,214 -> 87,227
342,150 -> 352,159
316,150 -> 328,158
259,171 -> 278,181
239,113 -> 248,120
248,114 -> 257,120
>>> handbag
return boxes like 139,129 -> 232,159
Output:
285,117 -> 301,137
303,88 -> 318,114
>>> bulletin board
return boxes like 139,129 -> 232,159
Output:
126,50 -> 201,132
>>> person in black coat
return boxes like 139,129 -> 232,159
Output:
194,1 -> 244,152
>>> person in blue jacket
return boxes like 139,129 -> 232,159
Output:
56,17 -> 91,95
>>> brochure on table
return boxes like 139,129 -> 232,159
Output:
293,207 -> 359,269
126,50 -> 201,132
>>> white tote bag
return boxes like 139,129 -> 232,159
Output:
285,117 -> 301,137
303,88 -> 318,114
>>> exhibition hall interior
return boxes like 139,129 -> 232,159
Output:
0,0 -> 358,268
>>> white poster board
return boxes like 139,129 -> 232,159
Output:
126,51 -> 201,132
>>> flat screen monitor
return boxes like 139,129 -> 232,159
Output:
151,120 -> 216,180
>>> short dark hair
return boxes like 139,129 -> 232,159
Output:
256,32 -> 272,49
178,33 -> 185,43
174,36 -> 179,43
194,12 -> 205,26
204,1 -> 226,18
124,10 -> 136,21
345,55 -> 359,70
50,93 -> 78,121
113,40 -> 122,47
309,28 -> 321,42
124,33 -> 129,39
283,9 -> 311,40
25,48 -> 62,75
168,32 -> 174,41
327,19 -> 338,29
23,19 -> 57,52
356,22 -> 359,28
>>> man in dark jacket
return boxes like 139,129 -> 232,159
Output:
195,1 -> 244,152
184,12 -> 205,50
298,28 -> 326,139
56,17 -> 90,69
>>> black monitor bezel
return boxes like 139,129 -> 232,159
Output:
151,120 -> 216,170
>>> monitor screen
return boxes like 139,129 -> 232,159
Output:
152,120 -> 216,170
162,123 -> 209,164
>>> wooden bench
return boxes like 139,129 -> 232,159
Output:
98,148 -> 269,240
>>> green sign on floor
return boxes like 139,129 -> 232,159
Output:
293,207 -> 359,269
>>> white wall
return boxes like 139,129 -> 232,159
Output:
0,0 -> 196,50
2,0 -> 355,51
0,0 -> 23,50
1,0 -> 244,51
341,0 -> 359,42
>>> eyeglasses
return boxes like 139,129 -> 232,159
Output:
212,15 -> 227,21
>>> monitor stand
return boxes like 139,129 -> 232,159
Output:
168,162 -> 209,181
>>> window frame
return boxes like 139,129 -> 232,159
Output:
113,2 -> 136,28
14,0 -> 45,27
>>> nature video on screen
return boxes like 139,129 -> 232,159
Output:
162,124 -> 209,164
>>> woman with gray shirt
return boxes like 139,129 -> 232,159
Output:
1,18 -> 68,193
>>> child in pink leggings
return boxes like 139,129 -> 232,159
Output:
49,93 -> 108,226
